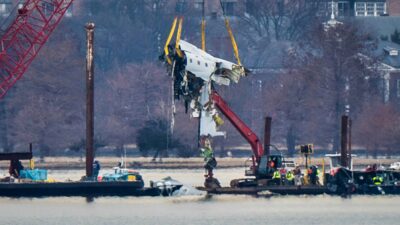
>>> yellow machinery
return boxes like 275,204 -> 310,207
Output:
163,0 -> 242,66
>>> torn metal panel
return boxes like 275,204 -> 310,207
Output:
198,84 -> 225,137
160,39 -> 249,138
179,40 -> 247,84
211,75 -> 230,86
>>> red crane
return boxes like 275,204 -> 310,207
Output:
0,0 -> 74,98
211,90 -> 283,187
211,91 -> 264,169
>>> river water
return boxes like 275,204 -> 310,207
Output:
1,168 -> 399,225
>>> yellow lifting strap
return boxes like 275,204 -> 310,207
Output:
224,18 -> 241,66
201,19 -> 206,51
164,17 -> 178,65
175,17 -> 184,58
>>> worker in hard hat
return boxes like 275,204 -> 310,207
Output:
286,170 -> 294,185
293,165 -> 302,186
316,166 -> 321,185
92,160 -> 101,181
372,175 -> 383,185
272,169 -> 281,185
309,165 -> 318,185
200,137 -> 217,178
9,159 -> 24,178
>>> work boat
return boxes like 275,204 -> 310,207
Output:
325,154 -> 400,195
100,167 -> 144,183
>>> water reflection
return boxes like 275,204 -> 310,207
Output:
0,169 -> 399,225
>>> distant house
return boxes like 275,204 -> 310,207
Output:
353,0 -> 388,16
377,41 -> 400,104
387,0 -> 400,16
358,15 -> 400,105
319,0 -> 389,18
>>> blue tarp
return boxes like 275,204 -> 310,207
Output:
19,169 -> 47,181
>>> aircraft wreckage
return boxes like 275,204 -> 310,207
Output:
163,39 -> 249,134
160,16 -> 250,187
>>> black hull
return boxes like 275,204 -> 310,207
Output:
0,181 -> 160,197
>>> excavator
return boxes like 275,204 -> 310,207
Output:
212,91 -> 284,188
160,1 -> 283,188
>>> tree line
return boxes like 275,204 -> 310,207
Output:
0,0 -> 399,158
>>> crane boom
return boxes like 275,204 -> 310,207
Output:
211,91 -> 264,162
0,0 -> 74,99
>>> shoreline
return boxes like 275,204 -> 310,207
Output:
1,156 -> 399,170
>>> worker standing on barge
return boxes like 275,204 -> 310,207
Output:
293,165 -> 302,186
9,160 -> 24,178
93,160 -> 101,181
272,170 -> 281,185
373,175 -> 383,185
286,171 -> 294,185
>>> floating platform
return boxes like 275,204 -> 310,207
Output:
199,184 -> 400,196
355,184 -> 400,195
197,185 -> 328,196
0,181 -> 160,197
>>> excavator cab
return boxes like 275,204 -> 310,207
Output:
234,154 -> 284,187
268,155 -> 283,168
257,154 -> 284,178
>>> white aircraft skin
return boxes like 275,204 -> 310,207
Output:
198,84 -> 225,137
179,40 -> 246,85
175,40 -> 247,137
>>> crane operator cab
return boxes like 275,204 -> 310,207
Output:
235,154 -> 284,188
258,154 -> 283,178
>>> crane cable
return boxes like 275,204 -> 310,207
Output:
219,0 -> 241,66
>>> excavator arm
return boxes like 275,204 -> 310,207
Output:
211,91 -> 264,168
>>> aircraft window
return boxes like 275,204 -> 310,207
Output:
205,63 -> 208,67
189,59 -> 192,63
197,60 -> 200,65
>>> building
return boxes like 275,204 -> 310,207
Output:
377,41 -> 400,105
387,0 -> 400,16
174,0 -> 244,17
319,0 -> 389,18
353,0 -> 387,16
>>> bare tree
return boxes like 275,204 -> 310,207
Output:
303,22 -> 380,152
96,62 -> 170,151
237,0 -> 323,68
240,0 -> 322,41
265,21 -> 381,154
354,101 -> 400,158
6,26 -> 85,157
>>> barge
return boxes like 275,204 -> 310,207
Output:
0,181 -> 160,197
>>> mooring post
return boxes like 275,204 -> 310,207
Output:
85,22 -> 95,178
340,115 -> 349,168
264,116 -> 272,157
348,118 -> 352,169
